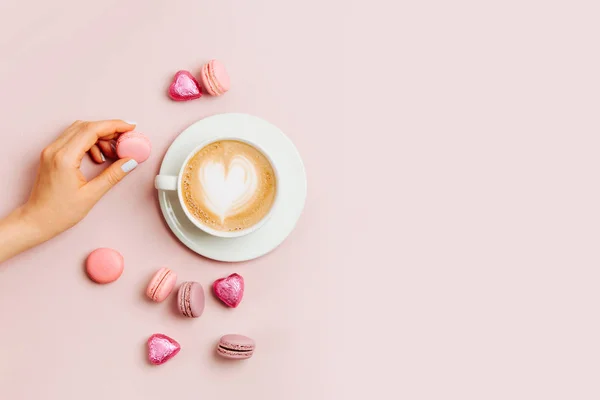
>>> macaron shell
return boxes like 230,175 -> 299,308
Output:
200,64 -> 218,96
85,248 -> 124,284
177,282 -> 205,318
116,132 -> 152,163
146,268 -> 177,302
220,334 -> 255,349
209,60 -> 230,93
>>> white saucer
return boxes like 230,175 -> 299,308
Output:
157,113 -> 307,262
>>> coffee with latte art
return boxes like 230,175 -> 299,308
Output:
181,140 -> 277,232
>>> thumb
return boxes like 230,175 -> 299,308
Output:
85,158 -> 138,199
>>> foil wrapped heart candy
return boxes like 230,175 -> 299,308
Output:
168,70 -> 202,101
213,273 -> 245,308
148,333 -> 181,365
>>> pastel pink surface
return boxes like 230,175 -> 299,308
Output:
146,267 -> 177,302
168,70 -> 202,101
213,273 -> 244,308
85,248 -> 124,284
116,132 -> 151,163
1,2 -> 598,399
147,334 -> 180,365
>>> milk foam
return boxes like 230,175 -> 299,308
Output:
199,155 -> 258,221
181,140 -> 277,232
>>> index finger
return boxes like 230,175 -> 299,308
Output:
65,120 -> 136,163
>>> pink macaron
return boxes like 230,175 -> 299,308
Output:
85,248 -> 124,284
146,267 -> 177,302
177,281 -> 205,318
200,59 -> 230,96
216,334 -> 255,360
116,131 -> 151,163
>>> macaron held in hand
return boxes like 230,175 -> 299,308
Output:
17,120 -> 139,243
116,131 -> 152,163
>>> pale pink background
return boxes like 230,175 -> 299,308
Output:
0,1 -> 599,399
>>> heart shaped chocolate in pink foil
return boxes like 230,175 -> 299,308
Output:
148,333 -> 181,365
168,70 -> 202,101
213,273 -> 244,308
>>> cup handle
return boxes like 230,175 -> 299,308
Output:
155,175 -> 178,191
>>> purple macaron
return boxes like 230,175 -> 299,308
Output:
216,334 -> 255,360
177,282 -> 205,318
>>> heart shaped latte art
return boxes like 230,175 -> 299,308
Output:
199,155 -> 258,221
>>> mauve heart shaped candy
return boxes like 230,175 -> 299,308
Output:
168,70 -> 202,101
213,273 -> 244,308
147,333 -> 181,365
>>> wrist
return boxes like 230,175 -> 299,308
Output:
9,206 -> 47,244
15,205 -> 53,242
0,207 -> 46,263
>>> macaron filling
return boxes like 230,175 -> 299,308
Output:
218,345 -> 252,353
180,282 -> 193,317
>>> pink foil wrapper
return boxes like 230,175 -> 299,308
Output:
213,273 -> 245,308
147,333 -> 181,365
168,70 -> 202,101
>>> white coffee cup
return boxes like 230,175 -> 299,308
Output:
155,137 -> 279,238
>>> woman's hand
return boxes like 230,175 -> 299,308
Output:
0,120 -> 138,262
